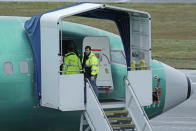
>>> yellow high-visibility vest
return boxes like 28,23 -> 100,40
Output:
131,60 -> 136,71
63,52 -> 82,75
140,59 -> 145,70
82,51 -> 99,76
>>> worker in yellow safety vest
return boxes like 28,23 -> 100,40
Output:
131,60 -> 136,71
63,41 -> 82,75
82,46 -> 99,97
140,59 -> 145,70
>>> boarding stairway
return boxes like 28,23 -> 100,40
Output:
80,79 -> 153,131
105,109 -> 135,130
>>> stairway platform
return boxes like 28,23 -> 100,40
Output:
101,101 -> 125,109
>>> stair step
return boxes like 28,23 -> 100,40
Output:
108,117 -> 132,121
105,110 -> 128,115
112,124 -> 135,130
108,117 -> 132,124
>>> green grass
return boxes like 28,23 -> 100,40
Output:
152,40 -> 196,69
0,2 -> 196,69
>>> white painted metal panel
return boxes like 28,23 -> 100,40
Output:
101,102 -> 125,109
59,74 -> 84,111
41,24 -> 59,109
128,70 -> 152,106
83,37 -> 113,88
41,3 -> 103,28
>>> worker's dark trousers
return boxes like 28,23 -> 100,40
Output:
89,75 -> 99,97
84,75 -> 99,101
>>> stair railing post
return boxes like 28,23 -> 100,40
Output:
80,112 -> 84,131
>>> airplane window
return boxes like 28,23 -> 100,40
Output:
3,61 -> 13,75
19,61 -> 29,74
111,50 -> 126,65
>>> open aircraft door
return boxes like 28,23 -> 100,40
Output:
128,15 -> 152,106
83,37 -> 114,91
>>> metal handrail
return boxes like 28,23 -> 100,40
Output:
124,77 -> 153,131
85,78 -> 113,130
58,70 -> 83,73
128,66 -> 151,71
131,47 -> 151,51
126,79 -> 151,120
128,66 -> 151,69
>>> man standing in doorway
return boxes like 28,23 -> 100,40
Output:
82,46 -> 99,97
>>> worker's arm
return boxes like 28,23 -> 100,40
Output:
90,56 -> 99,76
63,57 -> 68,73
78,58 -> 82,70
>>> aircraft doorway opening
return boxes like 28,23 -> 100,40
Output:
83,36 -> 114,93
61,16 -> 119,95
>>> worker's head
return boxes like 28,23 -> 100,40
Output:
85,46 -> 91,56
67,40 -> 77,52
64,40 -> 77,54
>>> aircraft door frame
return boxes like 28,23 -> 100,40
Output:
83,36 -> 114,91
